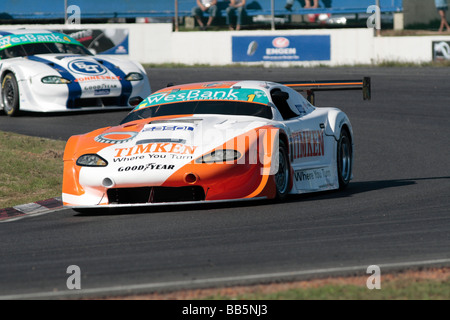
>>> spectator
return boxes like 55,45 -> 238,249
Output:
226,0 -> 246,31
435,0 -> 450,32
285,0 -> 331,11
192,0 -> 218,30
305,0 -> 319,8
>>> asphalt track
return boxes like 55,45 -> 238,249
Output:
0,67 -> 449,299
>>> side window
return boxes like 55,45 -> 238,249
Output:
294,103 -> 307,116
270,88 -> 298,120
294,93 -> 315,117
2,46 -> 26,59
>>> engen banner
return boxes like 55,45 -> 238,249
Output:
232,35 -> 331,62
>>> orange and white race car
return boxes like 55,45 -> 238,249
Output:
62,79 -> 370,210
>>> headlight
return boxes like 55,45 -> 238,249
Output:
41,76 -> 71,84
125,72 -> 144,81
76,154 -> 108,167
196,150 -> 241,164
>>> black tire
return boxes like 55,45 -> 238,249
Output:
337,129 -> 352,189
2,73 -> 20,117
274,140 -> 290,201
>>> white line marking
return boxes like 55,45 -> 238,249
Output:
1,258 -> 449,300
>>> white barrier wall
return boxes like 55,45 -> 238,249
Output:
374,35 -> 450,63
2,23 -> 450,65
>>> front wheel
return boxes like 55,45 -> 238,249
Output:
337,129 -> 352,189
2,73 -> 20,116
274,140 -> 290,201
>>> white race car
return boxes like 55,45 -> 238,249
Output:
62,79 -> 370,210
0,29 -> 151,116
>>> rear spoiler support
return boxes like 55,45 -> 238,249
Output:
279,77 -> 371,105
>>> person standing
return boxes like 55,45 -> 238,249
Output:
192,0 -> 218,31
226,0 -> 246,30
435,0 -> 450,32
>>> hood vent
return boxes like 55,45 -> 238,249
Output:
148,119 -> 202,125
136,138 -> 186,145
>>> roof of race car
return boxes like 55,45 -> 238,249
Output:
134,81 -> 280,111
0,29 -> 82,50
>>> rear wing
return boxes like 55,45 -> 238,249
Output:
278,77 -> 371,105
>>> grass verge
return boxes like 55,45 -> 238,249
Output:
109,268 -> 450,300
0,131 -> 65,209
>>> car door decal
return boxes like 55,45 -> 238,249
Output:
291,130 -> 325,159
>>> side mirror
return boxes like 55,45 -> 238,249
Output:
129,96 -> 144,107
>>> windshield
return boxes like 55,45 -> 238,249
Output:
0,42 -> 92,59
121,100 -> 273,125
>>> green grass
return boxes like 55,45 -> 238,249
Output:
375,60 -> 450,68
201,277 -> 450,300
0,131 -> 66,208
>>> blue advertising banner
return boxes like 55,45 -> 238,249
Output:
232,35 -> 331,62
